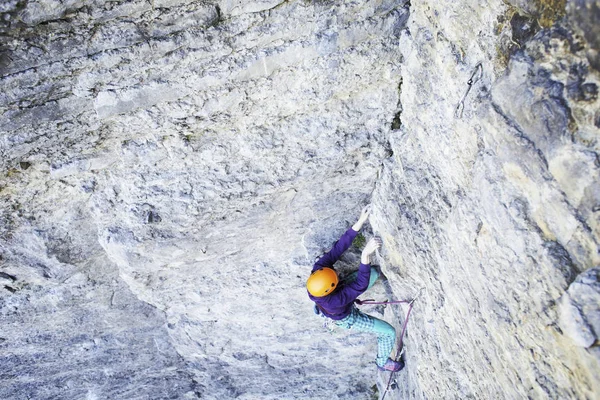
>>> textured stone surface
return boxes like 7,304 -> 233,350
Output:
0,0 -> 599,399
559,267 -> 600,347
370,0 -> 600,398
1,1 -> 406,399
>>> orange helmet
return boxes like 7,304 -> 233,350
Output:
306,268 -> 338,297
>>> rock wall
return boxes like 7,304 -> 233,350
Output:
0,0 -> 598,399
371,0 -> 600,398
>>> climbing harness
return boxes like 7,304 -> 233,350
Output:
454,62 -> 483,119
356,287 -> 424,400
314,304 -> 338,333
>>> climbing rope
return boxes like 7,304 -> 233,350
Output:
355,287 -> 423,400
454,62 -> 483,119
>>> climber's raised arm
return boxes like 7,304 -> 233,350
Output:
352,204 -> 371,232
312,205 -> 371,271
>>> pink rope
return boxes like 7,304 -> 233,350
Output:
355,294 -> 420,400
381,301 -> 414,400
355,299 -> 411,306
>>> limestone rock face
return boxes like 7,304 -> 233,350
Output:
559,267 -> 600,348
0,0 -> 598,399
1,1 -> 406,399
370,0 -> 600,398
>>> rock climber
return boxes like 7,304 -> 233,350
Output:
306,205 -> 404,372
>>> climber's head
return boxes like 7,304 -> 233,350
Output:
306,267 -> 338,297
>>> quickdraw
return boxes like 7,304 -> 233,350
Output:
455,62 -> 483,119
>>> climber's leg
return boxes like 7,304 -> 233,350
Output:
334,307 -> 396,367
341,267 -> 380,290
372,317 -> 397,366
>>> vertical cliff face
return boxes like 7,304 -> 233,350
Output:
1,1 -> 407,398
371,0 -> 600,398
0,1 -> 598,399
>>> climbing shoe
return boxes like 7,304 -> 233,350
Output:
377,357 -> 404,372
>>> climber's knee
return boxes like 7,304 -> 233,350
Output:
367,267 -> 379,289
373,318 -> 396,339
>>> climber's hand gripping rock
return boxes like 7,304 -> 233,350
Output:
361,237 -> 381,264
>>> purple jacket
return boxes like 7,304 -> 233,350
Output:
308,228 -> 371,320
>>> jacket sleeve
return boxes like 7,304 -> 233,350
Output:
312,228 -> 359,272
327,263 -> 371,305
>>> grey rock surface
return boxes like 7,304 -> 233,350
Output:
370,0 -> 600,398
0,0 -> 599,399
559,267 -> 600,348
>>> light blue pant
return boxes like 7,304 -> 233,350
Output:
335,267 -> 397,367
